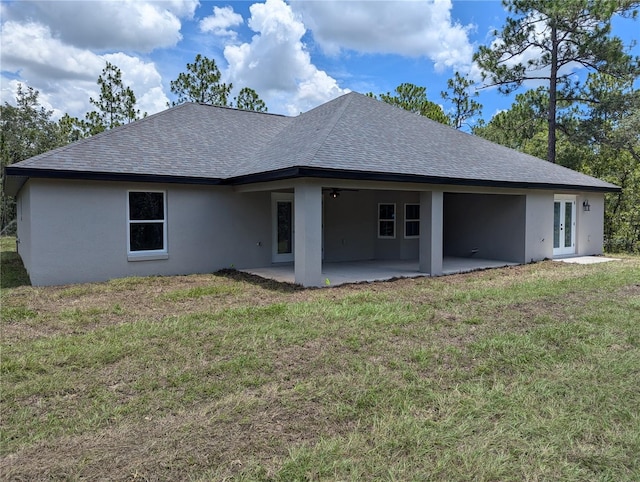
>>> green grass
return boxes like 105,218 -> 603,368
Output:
161,283 -> 242,301
0,236 -> 30,288
1,237 -> 639,480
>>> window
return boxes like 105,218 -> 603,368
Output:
378,203 -> 395,238
127,191 -> 167,256
405,203 -> 420,238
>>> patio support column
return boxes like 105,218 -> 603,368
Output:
294,182 -> 323,287
419,190 -> 443,276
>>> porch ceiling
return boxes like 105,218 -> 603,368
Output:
241,257 -> 518,287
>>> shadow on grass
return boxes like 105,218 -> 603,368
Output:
1,238 -> 30,289
214,268 -> 304,294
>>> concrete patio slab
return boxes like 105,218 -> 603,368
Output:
242,257 -> 518,287
553,256 -> 620,265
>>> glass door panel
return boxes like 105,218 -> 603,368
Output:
553,201 -> 561,249
553,197 -> 576,256
272,194 -> 294,262
277,201 -> 292,255
564,201 -> 573,248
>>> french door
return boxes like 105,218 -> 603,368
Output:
553,196 -> 576,256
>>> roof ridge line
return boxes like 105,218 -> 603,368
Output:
227,93 -> 353,178
226,114 -> 295,178
196,101 -> 288,118
299,93 -> 354,164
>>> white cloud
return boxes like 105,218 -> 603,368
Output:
289,0 -> 474,72
103,53 -> 171,116
1,0 -> 198,52
0,21 -> 169,119
1,0 -> 480,121
1,21 -> 101,82
223,0 -> 348,115
200,6 -> 244,38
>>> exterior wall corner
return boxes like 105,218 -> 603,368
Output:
524,192 -> 554,263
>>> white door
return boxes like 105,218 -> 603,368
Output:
553,196 -> 576,256
272,193 -> 294,262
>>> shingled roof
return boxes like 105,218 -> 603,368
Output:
4,91 -> 619,195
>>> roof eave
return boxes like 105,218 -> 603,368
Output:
3,166 -> 224,194
3,174 -> 28,197
3,165 -> 621,196
226,166 -> 622,193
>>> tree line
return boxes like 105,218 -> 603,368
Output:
1,0 -> 639,251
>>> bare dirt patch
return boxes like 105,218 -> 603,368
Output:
2,383 -> 333,481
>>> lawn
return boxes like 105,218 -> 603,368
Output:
1,236 -> 639,481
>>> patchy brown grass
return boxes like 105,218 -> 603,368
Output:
2,242 -> 639,481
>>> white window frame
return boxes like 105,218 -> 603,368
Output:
378,203 -> 396,239
404,203 -> 420,239
127,190 -> 168,261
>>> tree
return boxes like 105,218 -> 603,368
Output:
234,87 -> 268,112
441,72 -> 483,130
474,0 -> 640,164
473,87 -> 548,154
57,114 -> 86,144
1,85 -> 60,165
475,87 -> 589,171
573,73 -> 640,251
577,72 -> 640,162
86,61 -> 143,134
170,54 -> 233,106
370,83 -> 450,125
0,85 -> 61,232
82,111 -> 107,136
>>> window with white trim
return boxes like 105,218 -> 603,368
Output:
405,203 -> 420,238
127,191 -> 167,255
378,203 -> 396,238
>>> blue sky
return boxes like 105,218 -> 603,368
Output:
1,0 -> 638,127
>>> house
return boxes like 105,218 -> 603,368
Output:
4,92 -> 619,287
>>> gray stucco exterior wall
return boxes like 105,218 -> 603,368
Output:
18,179 -> 273,286
15,177 -> 610,287
418,190 -> 444,276
443,193 -> 527,263
524,192 -> 554,262
322,189 -> 422,262
576,193 -> 605,255
294,182 -> 323,286
323,190 -> 376,262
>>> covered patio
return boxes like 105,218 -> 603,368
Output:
242,257 -> 518,287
